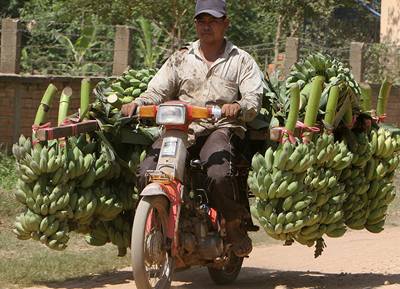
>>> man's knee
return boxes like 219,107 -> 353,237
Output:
207,164 -> 231,185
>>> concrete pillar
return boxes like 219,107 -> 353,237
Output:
349,42 -> 365,83
0,18 -> 22,74
112,25 -> 133,75
381,0 -> 400,44
284,37 -> 299,77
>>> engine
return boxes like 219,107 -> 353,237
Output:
180,198 -> 224,262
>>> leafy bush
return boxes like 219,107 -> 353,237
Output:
0,152 -> 17,191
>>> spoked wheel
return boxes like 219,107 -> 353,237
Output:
131,196 -> 174,289
207,251 -> 243,285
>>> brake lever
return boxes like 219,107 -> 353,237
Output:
119,115 -> 139,126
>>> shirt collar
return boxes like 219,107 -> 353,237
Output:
189,39 -> 238,58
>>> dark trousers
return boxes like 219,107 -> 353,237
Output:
137,128 -> 247,221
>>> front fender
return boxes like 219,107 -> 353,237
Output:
140,183 -> 169,199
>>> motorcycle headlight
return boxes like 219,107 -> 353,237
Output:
156,104 -> 186,125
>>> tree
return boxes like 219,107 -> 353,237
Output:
257,0 -> 379,61
0,0 -> 28,17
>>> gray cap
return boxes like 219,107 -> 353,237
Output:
195,0 -> 226,18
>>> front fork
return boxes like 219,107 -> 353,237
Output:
141,180 -> 183,257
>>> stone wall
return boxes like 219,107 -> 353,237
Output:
0,74 -> 102,149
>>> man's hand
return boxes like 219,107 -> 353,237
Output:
221,103 -> 241,118
121,102 -> 138,117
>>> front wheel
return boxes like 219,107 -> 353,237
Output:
131,196 -> 174,289
207,251 -> 243,285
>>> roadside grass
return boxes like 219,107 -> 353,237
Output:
0,228 -> 130,289
0,152 -> 18,191
0,153 -> 130,289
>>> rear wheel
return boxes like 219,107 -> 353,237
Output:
131,196 -> 173,289
207,251 -> 243,285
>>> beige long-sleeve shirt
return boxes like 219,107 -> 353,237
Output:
134,39 -> 263,138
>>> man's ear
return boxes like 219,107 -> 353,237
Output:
224,18 -> 230,29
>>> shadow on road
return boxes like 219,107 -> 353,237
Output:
35,269 -> 133,289
172,267 -> 400,289
34,266 -> 400,289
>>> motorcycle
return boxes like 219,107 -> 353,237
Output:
131,101 -> 259,289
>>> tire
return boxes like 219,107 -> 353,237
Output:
131,196 -> 173,289
207,252 -> 243,285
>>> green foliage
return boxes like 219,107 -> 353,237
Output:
19,15 -> 114,75
0,0 -> 27,17
0,151 -> 21,221
136,17 -> 165,69
13,0 -> 384,76
54,24 -> 103,75
0,152 -> 17,191
364,43 -> 400,85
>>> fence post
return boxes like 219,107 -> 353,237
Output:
0,18 -> 22,74
284,37 -> 299,77
112,25 -> 133,75
349,42 -> 365,83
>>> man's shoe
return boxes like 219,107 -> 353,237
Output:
225,219 -> 253,257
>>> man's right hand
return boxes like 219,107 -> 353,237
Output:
121,102 -> 138,117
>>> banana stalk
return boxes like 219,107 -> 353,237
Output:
324,86 -> 339,127
80,78 -> 91,121
285,84 -> 300,133
34,84 -> 58,126
107,94 -> 123,109
376,79 -> 392,117
303,76 -> 324,142
343,105 -> 353,128
359,83 -> 372,113
58,87 -> 73,126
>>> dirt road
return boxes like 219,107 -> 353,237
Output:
27,227 -> 400,289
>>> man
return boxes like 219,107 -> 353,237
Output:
122,0 -> 263,257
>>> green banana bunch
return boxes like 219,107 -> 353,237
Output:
105,69 -> 155,109
93,184 -> 124,221
14,211 -> 70,250
85,221 -> 109,246
372,128 -> 399,159
292,134 -> 349,247
87,215 -> 133,256
339,126 -> 399,232
285,53 -> 361,121
72,188 -> 98,224
249,141 -> 319,241
326,141 -> 353,171
90,68 -> 156,122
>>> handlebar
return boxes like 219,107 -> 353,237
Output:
136,103 -> 223,121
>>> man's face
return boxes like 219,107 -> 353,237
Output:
195,13 -> 229,45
